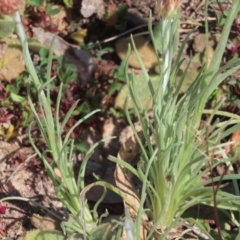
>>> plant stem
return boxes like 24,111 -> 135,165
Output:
13,12 -> 40,87
13,12 -> 58,160
161,18 -> 171,93
13,11 -> 96,233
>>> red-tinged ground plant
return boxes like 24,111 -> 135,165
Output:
106,0 -> 240,239
0,203 -> 7,214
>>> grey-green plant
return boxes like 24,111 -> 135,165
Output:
108,0 -> 240,239
0,10 -> 120,240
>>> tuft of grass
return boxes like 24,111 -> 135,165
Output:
0,10 -> 118,239
108,0 -> 240,239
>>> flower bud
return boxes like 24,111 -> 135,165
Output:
0,0 -> 22,15
156,0 -> 180,17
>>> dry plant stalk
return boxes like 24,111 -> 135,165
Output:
115,132 -> 148,239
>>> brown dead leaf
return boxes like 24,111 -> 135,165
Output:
230,129 -> 240,149
115,131 -> 148,239
50,5 -> 68,31
32,27 -> 96,84
224,129 -> 240,155
32,27 -> 78,56
0,47 -> 25,82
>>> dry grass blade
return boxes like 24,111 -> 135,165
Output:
115,131 -> 148,239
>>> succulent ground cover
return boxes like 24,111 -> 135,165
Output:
0,0 -> 240,239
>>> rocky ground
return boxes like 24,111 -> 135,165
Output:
0,0 -> 240,239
